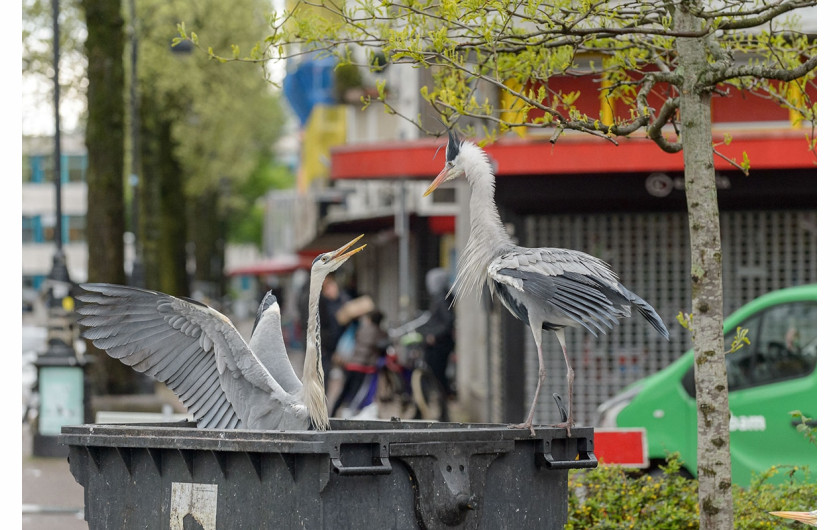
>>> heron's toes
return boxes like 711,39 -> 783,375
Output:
509,422 -> 536,437
551,421 -> 574,437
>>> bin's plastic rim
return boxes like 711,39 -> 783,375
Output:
59,419 -> 595,457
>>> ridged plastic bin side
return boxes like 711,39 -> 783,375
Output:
61,419 -> 596,529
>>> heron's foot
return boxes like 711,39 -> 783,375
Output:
551,420 -> 574,437
509,422 -> 536,437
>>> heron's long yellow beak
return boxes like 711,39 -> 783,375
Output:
769,510 -> 817,526
333,234 -> 366,262
423,167 -> 451,197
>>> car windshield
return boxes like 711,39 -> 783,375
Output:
682,300 -> 817,396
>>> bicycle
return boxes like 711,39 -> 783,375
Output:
336,313 -> 449,422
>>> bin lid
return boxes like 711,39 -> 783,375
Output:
60,418 -> 595,457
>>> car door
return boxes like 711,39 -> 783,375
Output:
726,300 -> 817,485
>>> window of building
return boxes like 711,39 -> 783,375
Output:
39,213 -> 57,244
22,216 -> 41,243
66,155 -> 87,182
23,214 -> 85,243
67,215 -> 86,242
39,155 -> 54,183
23,155 -> 33,183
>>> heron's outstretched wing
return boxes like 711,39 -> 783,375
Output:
76,283 -> 300,430
249,292 -> 302,394
488,247 -> 669,339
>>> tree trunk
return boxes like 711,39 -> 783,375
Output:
157,119 -> 190,297
138,95 -> 190,298
138,87 -> 161,291
675,3 -> 734,528
82,0 -> 125,285
135,77 -> 190,298
82,0 -> 148,395
189,189 -> 226,302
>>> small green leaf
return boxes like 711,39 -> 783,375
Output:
740,151 -> 751,175
728,327 -> 750,353
676,311 -> 693,330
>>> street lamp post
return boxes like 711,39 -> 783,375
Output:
32,0 -> 92,458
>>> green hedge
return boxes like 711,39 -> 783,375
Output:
566,455 -> 816,529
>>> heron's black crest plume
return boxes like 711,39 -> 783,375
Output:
252,290 -> 278,335
446,130 -> 461,162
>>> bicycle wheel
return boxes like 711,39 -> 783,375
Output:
376,368 -> 417,420
411,367 -> 449,421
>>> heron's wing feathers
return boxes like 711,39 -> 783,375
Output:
489,248 -> 669,339
77,283 -> 295,429
491,267 -> 624,336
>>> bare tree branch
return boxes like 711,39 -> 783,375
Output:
647,97 -> 683,153
703,55 -> 816,86
712,146 -> 749,175
713,1 -> 816,30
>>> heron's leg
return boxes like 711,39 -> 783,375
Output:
551,329 -> 574,436
510,326 -> 545,437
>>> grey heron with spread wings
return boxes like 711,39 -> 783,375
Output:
424,131 -> 669,435
76,235 -> 366,431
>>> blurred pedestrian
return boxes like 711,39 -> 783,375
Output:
418,268 -> 456,398
319,273 -> 351,382
331,308 -> 388,417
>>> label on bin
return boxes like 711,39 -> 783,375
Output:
170,482 -> 218,529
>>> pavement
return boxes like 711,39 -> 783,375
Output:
21,421 -> 87,530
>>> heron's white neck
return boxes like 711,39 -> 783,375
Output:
452,143 -> 514,302
303,275 -> 330,430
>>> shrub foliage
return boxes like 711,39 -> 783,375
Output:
566,455 -> 816,529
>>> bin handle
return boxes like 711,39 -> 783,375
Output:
539,449 -> 598,470
331,456 -> 393,476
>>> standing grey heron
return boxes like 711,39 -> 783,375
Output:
423,131 -> 669,435
76,235 -> 365,431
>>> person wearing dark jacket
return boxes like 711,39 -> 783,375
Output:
318,273 -> 351,381
418,268 -> 456,398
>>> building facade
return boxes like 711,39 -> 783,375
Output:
22,134 -> 89,315
274,53 -> 817,425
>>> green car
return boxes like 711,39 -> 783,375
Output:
595,284 -> 817,486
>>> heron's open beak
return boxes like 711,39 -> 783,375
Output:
768,511 -> 817,526
331,234 -> 366,263
423,166 -> 460,197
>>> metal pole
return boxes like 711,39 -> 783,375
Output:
128,0 -> 144,286
396,179 -> 410,324
52,0 -> 63,259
